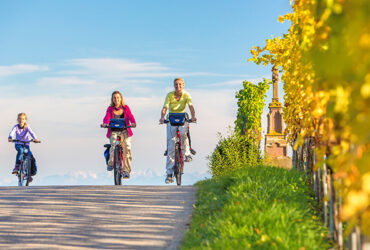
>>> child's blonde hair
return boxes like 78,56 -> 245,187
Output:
17,113 -> 28,128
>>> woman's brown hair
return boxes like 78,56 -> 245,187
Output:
110,91 -> 125,107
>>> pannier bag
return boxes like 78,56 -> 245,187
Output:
109,118 -> 126,131
103,144 -> 111,165
168,113 -> 188,126
30,155 -> 37,176
104,147 -> 110,165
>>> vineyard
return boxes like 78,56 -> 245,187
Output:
249,0 -> 369,248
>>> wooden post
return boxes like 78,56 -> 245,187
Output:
362,234 -> 370,250
333,186 -> 339,248
322,162 -> 328,225
332,185 -> 343,250
338,196 -> 343,249
318,168 -> 322,205
296,146 -> 300,171
329,170 -> 334,240
349,225 -> 361,250
299,144 -> 305,172
313,170 -> 317,200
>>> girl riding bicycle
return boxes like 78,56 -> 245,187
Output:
8,113 -> 40,179
103,91 -> 136,179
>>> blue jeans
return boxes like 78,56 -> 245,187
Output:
15,144 -> 32,165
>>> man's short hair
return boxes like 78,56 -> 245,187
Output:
174,78 -> 185,84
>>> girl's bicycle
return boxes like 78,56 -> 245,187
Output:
164,114 -> 195,186
101,118 -> 132,185
10,139 -> 41,186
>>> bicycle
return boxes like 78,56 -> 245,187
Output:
164,113 -> 196,186
101,118 -> 132,186
163,123 -> 197,158
10,139 -> 41,186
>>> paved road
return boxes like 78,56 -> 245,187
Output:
0,185 -> 196,250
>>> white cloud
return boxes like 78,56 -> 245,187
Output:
0,64 -> 49,77
66,58 -> 169,77
37,77 -> 97,86
61,58 -> 231,79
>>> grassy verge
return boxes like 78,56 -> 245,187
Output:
182,166 -> 331,249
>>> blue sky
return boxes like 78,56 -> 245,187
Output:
0,1 -> 291,186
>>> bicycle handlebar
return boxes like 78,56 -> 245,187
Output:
100,124 -> 132,129
10,139 -> 41,143
163,119 -> 197,124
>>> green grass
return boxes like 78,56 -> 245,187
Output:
182,166 -> 332,250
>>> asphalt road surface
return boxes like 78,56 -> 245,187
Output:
0,185 -> 196,249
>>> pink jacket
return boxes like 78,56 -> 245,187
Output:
103,105 -> 136,138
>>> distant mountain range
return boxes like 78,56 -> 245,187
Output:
30,169 -> 211,186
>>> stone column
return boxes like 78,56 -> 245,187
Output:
265,66 -> 291,168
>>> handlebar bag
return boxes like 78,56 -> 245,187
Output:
169,113 -> 186,126
109,118 -> 126,131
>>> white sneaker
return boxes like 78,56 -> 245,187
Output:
165,174 -> 173,184
185,155 -> 192,162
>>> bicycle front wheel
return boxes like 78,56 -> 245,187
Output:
175,145 -> 183,186
25,157 -> 32,186
113,146 -> 122,185
18,161 -> 25,186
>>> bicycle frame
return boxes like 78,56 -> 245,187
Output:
175,128 -> 184,174
113,135 -> 124,185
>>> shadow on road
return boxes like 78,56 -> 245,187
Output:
0,185 -> 196,249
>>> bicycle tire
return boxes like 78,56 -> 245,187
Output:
118,147 -> 123,185
18,160 -> 25,186
175,144 -> 183,186
114,146 -> 122,185
25,157 -> 32,186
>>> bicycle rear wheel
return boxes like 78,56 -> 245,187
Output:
114,146 -> 122,185
175,145 -> 183,186
25,157 -> 32,186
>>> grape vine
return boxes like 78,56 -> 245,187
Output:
249,0 -> 370,239
235,79 -> 270,143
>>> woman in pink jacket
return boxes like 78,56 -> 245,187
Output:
103,91 -> 136,179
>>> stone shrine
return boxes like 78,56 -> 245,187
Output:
265,66 -> 289,159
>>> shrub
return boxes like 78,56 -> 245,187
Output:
208,133 -> 262,176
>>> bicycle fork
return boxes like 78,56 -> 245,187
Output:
177,130 -> 184,170
115,135 -> 125,173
